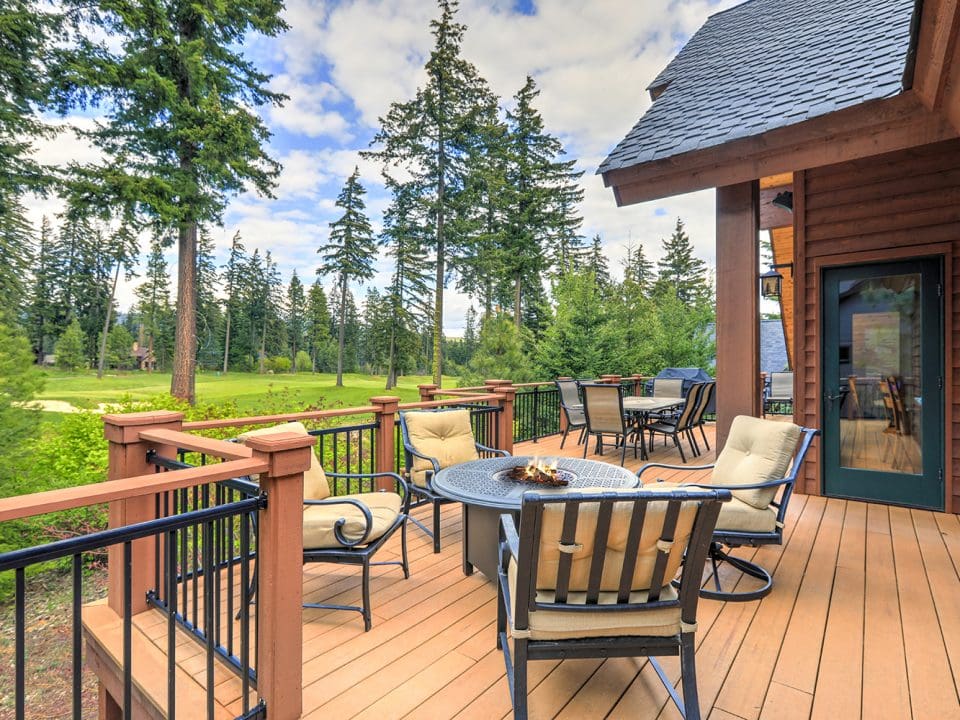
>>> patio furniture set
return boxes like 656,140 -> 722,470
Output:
237,399 -> 817,719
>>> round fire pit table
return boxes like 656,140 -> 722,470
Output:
432,456 -> 638,579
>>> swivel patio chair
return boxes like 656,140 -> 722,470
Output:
580,383 -> 638,466
689,380 -> 715,452
643,382 -> 704,463
763,371 -> 794,416
497,485 -> 731,719
556,378 -> 587,449
400,408 -> 510,553
239,422 -> 410,631
638,415 -> 818,601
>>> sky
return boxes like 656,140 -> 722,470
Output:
25,0 -> 744,336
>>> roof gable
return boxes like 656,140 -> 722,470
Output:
600,0 -> 917,174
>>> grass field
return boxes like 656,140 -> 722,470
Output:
34,369 -> 457,412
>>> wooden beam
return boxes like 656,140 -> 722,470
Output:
760,185 -> 794,230
603,92 -> 958,205
716,182 -> 762,449
913,0 -> 960,112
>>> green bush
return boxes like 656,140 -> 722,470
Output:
270,355 -> 292,372
294,350 -> 312,372
55,319 -> 87,370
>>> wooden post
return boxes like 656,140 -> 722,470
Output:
102,410 -> 184,616
418,383 -> 438,402
716,181 -> 762,449
371,395 -> 401,491
631,374 -> 645,396
485,380 -> 515,455
245,431 -> 315,720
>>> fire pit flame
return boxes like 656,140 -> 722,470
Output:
506,457 -> 569,486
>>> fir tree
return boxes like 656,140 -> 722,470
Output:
306,280 -> 333,372
287,271 -> 306,372
364,0 -> 497,384
586,235 -> 611,288
55,318 -> 86,370
318,168 -> 376,386
27,216 -> 58,360
622,241 -> 655,294
134,237 -> 174,371
195,227 -> 222,369
0,194 -> 33,312
654,218 -> 710,306
51,0 -> 287,402
220,230 -> 246,373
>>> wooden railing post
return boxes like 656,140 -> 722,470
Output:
632,374 -> 645,396
418,383 -> 439,402
600,374 -> 622,385
245,431 -> 315,720
485,379 -> 515,455
102,410 -> 184,616
371,395 -> 401,491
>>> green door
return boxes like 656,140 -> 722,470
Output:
821,258 -> 944,509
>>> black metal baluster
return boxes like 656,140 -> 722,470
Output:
240,512 -> 251,715
226,488 -> 235,658
15,566 -> 24,720
72,554 -> 82,720
123,541 -> 132,720
203,520 -> 215,719
180,488 -> 188,619
167,530 -> 177,720
192,486 -> 199,629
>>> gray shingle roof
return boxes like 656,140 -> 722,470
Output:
599,0 -> 916,174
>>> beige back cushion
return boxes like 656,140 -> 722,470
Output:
404,410 -> 479,478
711,416 -> 801,509
535,488 -> 697,592
653,378 -> 683,397
238,422 -> 330,501
583,386 -> 623,433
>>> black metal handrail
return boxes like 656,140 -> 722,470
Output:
512,385 -> 561,443
0,496 -> 265,720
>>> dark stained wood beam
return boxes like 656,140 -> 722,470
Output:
604,92 -> 957,205
913,0 -> 960,113
716,181 -> 761,449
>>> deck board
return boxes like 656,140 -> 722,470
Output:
86,423 -> 960,719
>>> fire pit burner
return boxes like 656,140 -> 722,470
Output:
502,458 -> 570,487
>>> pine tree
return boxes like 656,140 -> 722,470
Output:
195,227 -> 222,369
0,194 -> 33,312
306,280 -> 333,372
26,216 -> 57,360
460,313 -> 536,386
654,218 -> 710,306
287,271 -> 306,372
220,230 -> 246,373
502,76 -> 584,328
622,241 -> 655,294
134,237 -> 174,372
93,219 -> 139,379
381,180 -> 432,388
55,318 -> 87,370
364,0 -> 497,384
51,0 -> 287,402
318,167 -> 376,386
586,235 -> 611,288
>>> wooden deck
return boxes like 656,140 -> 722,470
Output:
88,424 -> 960,719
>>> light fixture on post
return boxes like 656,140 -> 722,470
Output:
760,263 -> 793,299
772,190 -> 793,212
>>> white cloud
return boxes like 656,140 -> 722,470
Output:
267,73 -> 353,141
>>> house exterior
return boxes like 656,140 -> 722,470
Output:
601,0 -> 960,512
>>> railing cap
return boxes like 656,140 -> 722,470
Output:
370,395 -> 402,405
245,431 -> 316,479
102,410 -> 185,427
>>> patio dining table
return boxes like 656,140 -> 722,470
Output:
622,396 -> 685,458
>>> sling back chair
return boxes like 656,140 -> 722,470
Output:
652,377 -> 684,398
763,372 -> 794,416
643,382 -> 704,463
556,378 -> 586,449
239,422 -> 410,631
689,380 -> 716,452
497,486 -> 731,719
580,382 -> 638,466
400,408 -> 510,553
637,415 -> 818,602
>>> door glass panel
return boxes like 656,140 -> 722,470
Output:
838,274 -> 921,474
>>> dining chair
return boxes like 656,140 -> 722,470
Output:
555,379 -> 586,449
580,382 -> 637,466
643,382 -> 704,463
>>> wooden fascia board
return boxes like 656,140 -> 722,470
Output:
602,91 -> 958,206
913,0 -> 960,111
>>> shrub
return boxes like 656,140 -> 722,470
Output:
294,350 -> 312,372
55,319 -> 87,370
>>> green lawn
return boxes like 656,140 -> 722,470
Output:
35,369 -> 457,412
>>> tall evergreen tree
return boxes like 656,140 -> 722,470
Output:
0,194 -> 33,312
318,167 -> 376,386
134,237 -> 174,371
27,216 -> 57,360
305,280 -> 333,372
195,227 -> 221,369
220,230 -> 246,373
622,241 -> 655,294
654,218 -> 710,306
381,180 -> 432,388
586,234 -> 611,288
287,271 -> 306,372
365,0 -> 496,384
93,219 -> 139,379
51,0 -> 287,402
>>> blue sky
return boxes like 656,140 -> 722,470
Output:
29,0 -> 742,335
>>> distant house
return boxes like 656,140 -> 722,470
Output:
600,0 -> 960,511
707,319 -> 789,374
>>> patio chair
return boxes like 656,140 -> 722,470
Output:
689,380 -> 716,452
580,383 -> 638,466
556,379 -> 586,449
497,486 -> 731,719
763,371 -> 794,416
643,382 -> 704,463
239,422 -> 410,631
400,408 -> 510,553
653,377 -> 684,398
637,415 -> 818,602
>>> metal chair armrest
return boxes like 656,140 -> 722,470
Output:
302,496 -> 375,547
682,476 -> 793,492
324,471 -> 411,512
476,443 -> 510,457
636,462 -> 716,483
499,513 -> 520,564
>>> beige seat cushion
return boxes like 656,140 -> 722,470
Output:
508,560 -> 682,640
238,422 -> 330,501
716,497 -> 778,533
711,416 -> 801,509
303,491 -> 402,548
404,409 -> 479,485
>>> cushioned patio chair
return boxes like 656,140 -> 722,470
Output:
643,382 -> 704,463
400,408 -> 510,553
580,383 -> 637,466
497,486 -> 731,719
763,371 -> 794,416
556,379 -> 586,449
637,415 -> 818,602
239,422 -> 410,631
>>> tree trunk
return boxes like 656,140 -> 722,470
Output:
258,323 -> 266,374
222,309 -> 231,373
514,274 -> 522,329
96,260 -> 122,379
386,321 -> 397,390
336,277 -> 346,387
171,222 -> 198,403
432,140 -> 446,386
